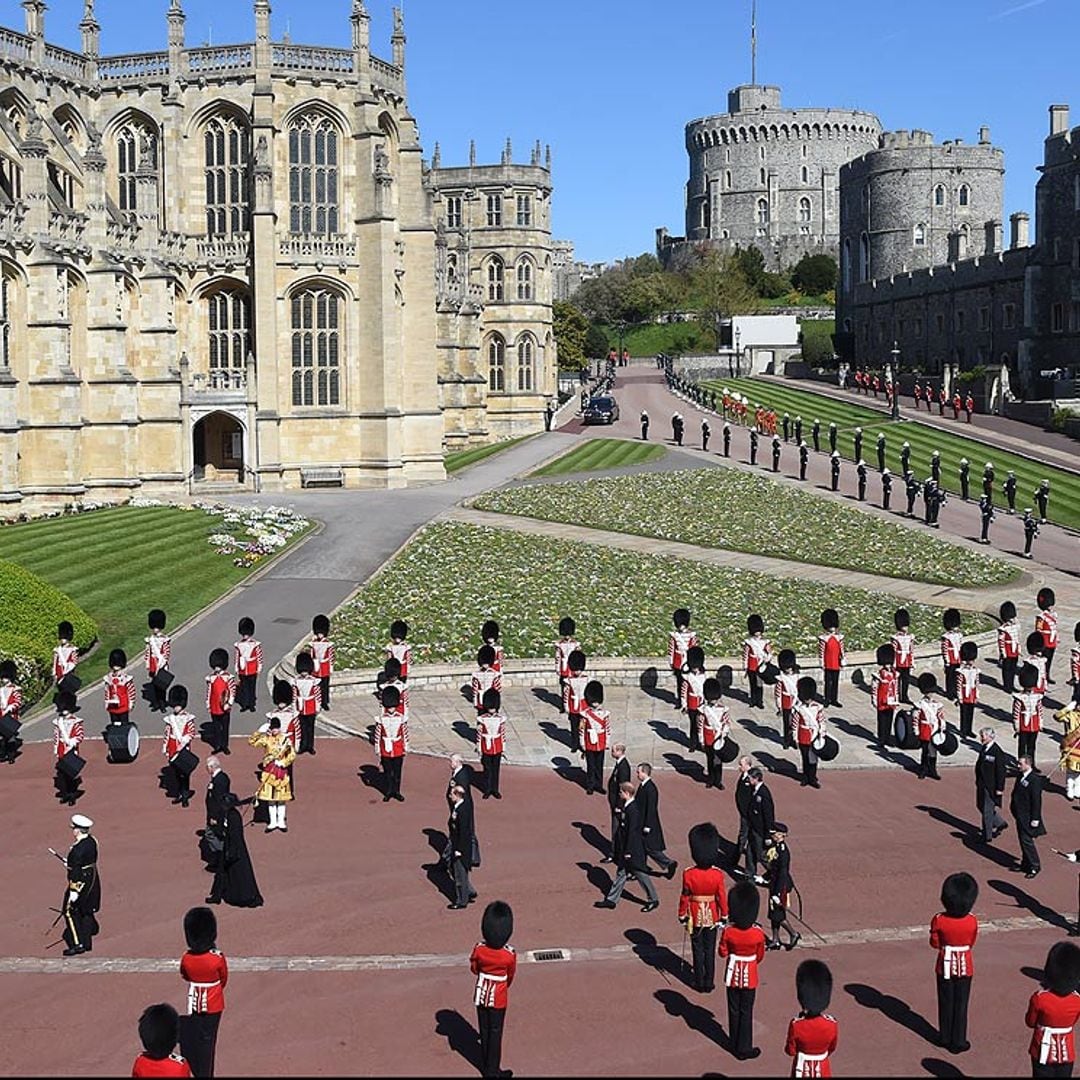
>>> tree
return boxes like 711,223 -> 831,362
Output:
791,253 -> 838,296
584,322 -> 610,360
690,252 -> 759,350
553,301 -> 590,370
732,246 -> 767,295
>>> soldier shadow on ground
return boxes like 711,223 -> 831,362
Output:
571,820 -> 611,858
914,805 -> 1017,870
457,682 -> 473,705
433,1009 -> 482,1071
988,879 -> 1075,933
421,827 -> 457,903
52,775 -> 86,806
538,720 -> 575,752
530,687 -> 563,711
198,720 -> 217,750
748,749 -> 801,782
1021,964 -> 1048,983
451,719 -> 477,748
356,763 -> 385,793
921,1058 -> 964,1077
827,714 -> 920,773
625,928 -> 691,987
639,668 -> 679,708
663,752 -> 708,786
653,988 -> 730,1053
649,719 -> 691,750
738,715 -> 784,748
575,860 -> 614,898
550,753 -> 589,791
844,982 -> 938,1044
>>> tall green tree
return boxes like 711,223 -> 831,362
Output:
691,251 -> 760,349
791,253 -> 838,296
553,301 -> 590,370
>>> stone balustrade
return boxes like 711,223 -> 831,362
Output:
278,232 -> 357,261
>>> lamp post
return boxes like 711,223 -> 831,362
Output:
889,341 -> 901,420
734,326 -> 742,379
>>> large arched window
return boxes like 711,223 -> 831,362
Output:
487,257 -> 505,302
288,113 -> 339,235
798,197 -> 812,223
207,288 -> 250,370
205,115 -> 250,236
0,271 -> 11,370
516,334 -> 535,392
291,286 -> 341,407
516,257 -> 534,301
859,232 -> 870,282
487,334 -> 505,392
116,120 -> 156,216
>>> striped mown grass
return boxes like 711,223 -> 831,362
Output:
704,377 -> 1080,530
531,438 -> 667,477
445,435 -> 533,474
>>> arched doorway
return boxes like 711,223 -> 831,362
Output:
193,411 -> 244,482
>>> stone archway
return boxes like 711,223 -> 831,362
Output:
192,411 -> 244,482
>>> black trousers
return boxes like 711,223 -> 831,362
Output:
1018,731 -> 1038,766
877,708 -> 894,745
299,714 -> 316,754
883,489 -> 891,510
320,675 -> 331,710
568,712 -> 581,752
823,668 -> 840,706
737,817 -> 751,870
236,673 -> 257,712
726,986 -> 756,1057
56,764 -> 80,803
898,667 -> 912,702
63,897 -> 96,951
747,671 -> 763,708
168,762 -> 194,801
210,711 -> 231,753
958,703 -> 975,738
688,708 -> 701,750
584,750 -> 604,793
1017,826 -> 1041,872
1044,648 -> 1056,681
1002,656 -> 1018,694
381,754 -> 403,797
690,925 -> 718,990
483,752 -> 502,796
477,1005 -> 506,1078
1032,1063 -> 1074,1077
920,741 -> 939,776
671,667 -> 684,706
936,973 -> 971,1050
149,679 -> 167,712
944,665 -> 959,701
981,517 -> 992,542
703,746 -> 723,787
180,1012 -> 222,1079
799,744 -> 818,784
780,707 -> 792,748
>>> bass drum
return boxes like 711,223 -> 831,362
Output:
812,733 -> 840,761
893,710 -> 920,751
717,737 -> 740,764
105,721 -> 140,764
932,729 -> 959,756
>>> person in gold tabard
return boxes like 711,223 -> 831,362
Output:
248,716 -> 296,834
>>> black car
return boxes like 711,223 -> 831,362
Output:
583,396 -> 620,425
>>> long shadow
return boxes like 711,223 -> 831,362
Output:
576,860 -> 614,898
357,763 -> 384,792
551,754 -> 588,790
988,878 -> 1073,932
829,714 -> 876,743
433,1008 -> 481,1071
663,752 -> 707,785
844,982 -> 938,1044
531,686 -> 563,711
740,715 -> 784,747
198,720 -> 217,749
458,683 -> 473,704
914,804 -> 1017,869
654,988 -> 729,1051
648,719 -> 691,750
640,668 -> 678,707
451,719 -> 477,748
921,1059 -> 964,1078
753,749 -> 801,781
422,828 -> 455,903
1021,964 -> 1046,983
624,927 -> 689,985
571,820 -> 611,858
539,720 -> 574,751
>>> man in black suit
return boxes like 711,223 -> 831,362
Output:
635,763 -> 678,880
204,756 -> 231,826
447,784 -> 477,909
596,782 -> 658,911
602,743 -> 631,864
747,768 -> 776,872
974,727 -> 1009,843
447,753 -> 474,808
1009,755 -> 1045,879
735,757 -> 755,871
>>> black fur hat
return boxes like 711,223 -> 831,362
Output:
778,649 -> 797,671
999,600 -> 1017,622
703,677 -> 723,703
1019,663 -> 1039,691
481,687 -> 502,712
686,646 -> 705,670
1044,941 -> 1080,996
148,609 -> 166,631
478,644 -> 497,668
209,648 -> 229,671
57,620 -> 74,640
481,900 -> 514,949
689,822 -> 720,869
138,1003 -> 180,1059
167,684 -> 188,709
747,613 -> 764,635
381,685 -> 401,710
940,872 -> 979,918
390,619 -> 409,640
673,608 -> 691,628
238,616 -> 255,636
383,657 -> 403,680
108,648 -> 127,669
1075,620 -> 1080,643
567,649 -> 586,673
820,608 -> 839,631
917,672 -> 938,696
558,616 -> 576,637
183,906 -> 218,953
876,643 -> 895,667
1026,632 -> 1045,656
481,619 -> 500,643
295,651 -> 314,675
584,680 -> 604,706
943,608 -> 961,632
960,641 -> 978,663
1037,587 -> 1056,610
797,675 -> 817,702
796,959 -> 833,1017
312,614 -> 330,636
272,679 -> 293,708
894,607 -> 910,630
728,881 -> 760,930
0,659 -> 15,682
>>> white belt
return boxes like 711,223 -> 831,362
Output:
1039,1026 -> 1072,1065
942,945 -> 970,979
187,980 -> 221,1013
724,954 -> 755,986
795,1051 -> 828,1076
473,972 -> 508,1007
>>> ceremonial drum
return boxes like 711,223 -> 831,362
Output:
151,669 -> 174,692
0,713 -> 20,741
758,663 -> 780,686
932,729 -> 959,756
105,722 -> 140,764
172,747 -> 199,776
893,710 -> 920,750
57,749 -> 85,779
718,737 -> 740,764
812,733 -> 840,761
56,673 -> 82,695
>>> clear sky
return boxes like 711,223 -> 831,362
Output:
10,0 -> 1076,264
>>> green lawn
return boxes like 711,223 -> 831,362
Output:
595,321 -> 714,358
334,522 -> 992,668
477,469 -> 1016,588
531,438 -> 667,477
445,435 -> 534,474
704,377 -> 1080,530
0,505 -> 308,696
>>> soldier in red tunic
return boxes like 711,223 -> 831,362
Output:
678,823 -> 728,993
699,678 -> 733,789
561,649 -> 587,751
233,617 -> 262,714
914,381 -> 923,410
204,650 -> 236,757
720,880 -> 767,1061
53,691 -> 85,806
0,658 -> 21,763
999,601 -> 1022,694
682,645 -> 708,751
775,650 -> 799,750
386,619 -> 412,682
373,685 -> 408,803
793,677 -> 827,789
952,392 -> 962,420
786,959 -> 839,1077
481,620 -> 504,674
872,644 -> 899,746
474,644 -> 504,719
669,608 -> 697,710
145,609 -> 171,713
471,900 -> 517,1078
818,609 -> 844,708
941,608 -> 963,701
579,680 -> 609,796
1037,588 -> 1060,685
53,620 -> 79,685
377,657 -> 409,718
309,614 -> 335,713
931,871 -> 979,1054
744,614 -> 772,710
957,642 -> 981,739
1015,661 -> 1044,766
1026,941 -> 1080,1077
163,685 -> 197,807
179,906 -> 228,1079
132,1004 -> 193,1078
916,672 -> 947,780
291,652 -> 321,753
476,687 -> 507,799
554,616 -> 579,713
104,648 -> 136,732
965,393 -> 974,422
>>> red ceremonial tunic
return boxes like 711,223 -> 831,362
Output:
873,666 -> 899,711
374,712 -> 408,758
579,704 -> 609,753
743,636 -> 772,674
892,630 -> 915,670
1013,692 -> 1042,734
1026,654 -> 1048,696
957,664 -> 980,704
562,672 -> 587,715
775,671 -> 799,712
554,638 -> 580,679
965,394 -> 974,414
53,643 -> 78,680
380,677 -> 408,717
916,698 -> 945,742
162,712 -> 196,758
132,1053 -> 192,1078
309,638 -> 335,678
477,710 -> 507,756
386,641 -> 412,680
144,633 -> 171,675
681,671 -> 707,712
785,1013 -> 839,1077
234,639 -> 263,677
698,701 -> 730,748
470,943 -> 516,1009
669,628 -> 698,671
1,682 -> 23,720
719,924 -> 767,988
793,700 -> 825,747
104,671 -> 136,716
1026,990 -> 1080,1065
998,621 -> 1021,660
1036,610 -> 1060,651
53,715 -> 83,760
472,668 -> 502,710
818,632 -> 844,672
181,948 -> 228,1014
485,643 -> 505,674
929,912 -> 978,978
292,674 -> 322,716
205,672 -> 235,716
268,707 -> 300,751
678,866 -> 728,930
940,631 -> 962,667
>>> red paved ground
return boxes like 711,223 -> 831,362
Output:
2,739 -> 1078,1076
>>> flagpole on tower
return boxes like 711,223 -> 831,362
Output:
751,0 -> 757,85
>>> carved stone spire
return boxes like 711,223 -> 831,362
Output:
167,0 -> 185,48
469,139 -> 476,167
254,0 -> 271,45
22,1 -> 46,39
391,6 -> 405,70
431,141 -> 440,169
351,0 -> 369,51
80,0 -> 100,57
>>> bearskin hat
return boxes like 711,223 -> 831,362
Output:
703,677 -> 723,703
876,643 -> 895,667
183,906 -> 218,954
481,687 -> 502,713
940,872 -> 978,918
999,601 -> 1017,622
917,672 -> 938,696
54,690 -> 78,714
558,616 -> 576,637
960,641 -> 978,663
1044,941 -> 1080,996
383,657 -> 403,680
584,680 -> 604,707
688,822 -> 720,870
208,648 -> 229,671
481,900 -> 514,949
1075,621 -> 1080,643
477,645 -> 496,669
381,685 -> 401,710
108,648 -> 127,669
894,608 -> 911,631
567,649 -> 586,673
1026,632 -> 1045,656
796,959 -> 833,1017
728,881 -> 760,930
295,651 -> 315,675
238,617 -> 255,636
167,684 -> 188,709
1019,663 -> 1039,691
57,621 -> 74,640
272,679 -> 293,708
1037,588 -> 1056,611
148,609 -> 166,631
686,646 -> 705,671
797,676 -> 817,702
747,614 -> 764,635
312,614 -> 330,636
481,619 -> 500,643
390,619 -> 409,640
943,608 -> 961,632
138,1003 -> 180,1059
820,608 -> 839,631
673,608 -> 691,629
778,649 -> 797,671
0,659 -> 16,682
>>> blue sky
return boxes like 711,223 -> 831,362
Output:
11,0 -> 1076,263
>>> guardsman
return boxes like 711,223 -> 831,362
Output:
1055,698 -> 1080,806
828,421 -> 837,453
60,812 -> 100,956
53,691 -> 84,806
876,431 -> 887,473
269,678 -> 300,754
914,380 -> 923,409
471,901 -> 517,1080
205,649 -> 236,757
0,659 -> 21,763
829,451 -> 840,492
1036,587 -> 1060,684
669,608 -> 697,710
179,906 -> 228,1079
145,609 -> 171,712
799,441 -> 809,481
959,458 -> 970,501
562,649 -> 588,751
905,470 -> 920,517
853,426 -> 863,463
982,462 -> 995,499
1023,508 -> 1040,559
931,449 -> 942,484
249,715 -> 296,832
915,672 -> 946,781
640,409 -> 649,440
811,418 -> 821,453
941,608 -> 963,701
881,467 -> 893,510
772,434 -> 782,472
700,678 -> 732,788
1025,942 -> 1080,1077
952,391 -> 962,420
481,620 -> 505,674
291,651 -> 322,750
900,440 -> 912,475
923,478 -> 939,527
979,493 -> 995,544
163,685 -> 197,808
1072,620 -> 1080,708
749,427 -> 759,465
938,385 -> 947,416
132,1004 -> 191,1078
818,609 -> 844,708
679,823 -> 728,993
579,680 -> 610,796
759,823 -> 800,951
477,687 -> 508,799
673,412 -> 684,446
104,649 -> 135,729
998,601 -> 1022,693
554,616 -> 579,711
782,413 -> 791,442
682,645 -> 708,751
893,608 -> 916,704
856,459 -> 868,501
956,642 -> 981,738
723,421 -> 732,457
743,616 -> 772,710
785,960 -> 838,1077
309,615 -> 335,711
720,881 -> 767,1062
474,643 -> 503,718
386,619 -> 412,683
53,621 -> 79,685
233,617 -> 262,714
793,677 -> 826,788
775,650 -> 799,750
1026,632 -> 1049,699
1013,663 -> 1043,765
964,392 -> 974,422
702,418 -> 711,452
1035,479 -> 1050,523
931,872 -> 979,1055
1003,470 -> 1018,514
374,685 -> 408,803
794,415 -> 803,445
872,644 -> 899,746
